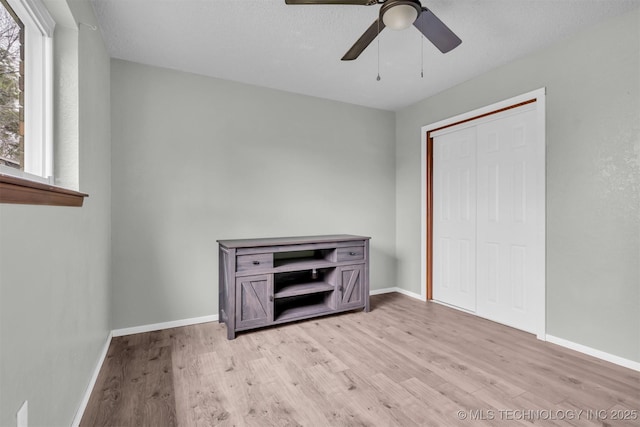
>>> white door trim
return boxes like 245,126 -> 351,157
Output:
421,88 -> 546,340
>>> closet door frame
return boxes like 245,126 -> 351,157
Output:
421,88 -> 547,340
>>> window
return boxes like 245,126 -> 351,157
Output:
0,0 -> 22,170
0,0 -> 84,206
0,0 -> 53,183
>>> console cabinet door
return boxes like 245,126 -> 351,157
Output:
236,274 -> 273,329
337,265 -> 365,310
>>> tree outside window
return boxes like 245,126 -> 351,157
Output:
0,0 -> 23,170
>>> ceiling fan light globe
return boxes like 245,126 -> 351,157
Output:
382,4 -> 419,30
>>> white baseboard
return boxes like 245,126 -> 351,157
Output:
71,330 -> 113,427
370,287 -> 397,296
545,335 -> 639,372
112,314 -> 219,337
370,287 -> 426,301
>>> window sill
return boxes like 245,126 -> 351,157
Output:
0,174 -> 88,207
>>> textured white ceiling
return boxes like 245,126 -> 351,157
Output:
90,0 -> 640,111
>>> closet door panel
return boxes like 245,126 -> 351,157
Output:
476,107 -> 540,333
432,127 -> 477,311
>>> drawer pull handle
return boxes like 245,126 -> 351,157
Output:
339,285 -> 343,292
252,261 -> 260,265
349,252 -> 357,256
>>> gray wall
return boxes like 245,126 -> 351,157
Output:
396,8 -> 640,362
0,1 -> 111,425
110,60 -> 396,329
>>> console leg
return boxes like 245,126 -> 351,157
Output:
227,327 -> 236,340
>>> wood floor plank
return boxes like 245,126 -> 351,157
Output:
81,293 -> 640,426
141,345 -> 177,426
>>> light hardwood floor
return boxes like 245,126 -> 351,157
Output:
81,293 -> 639,426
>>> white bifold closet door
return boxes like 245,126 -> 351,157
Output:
432,127 -> 477,312
433,105 -> 542,334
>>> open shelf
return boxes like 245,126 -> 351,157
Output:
274,281 -> 334,299
274,293 -> 334,322
273,258 -> 335,271
274,268 -> 335,299
275,302 -> 333,323
273,248 -> 335,270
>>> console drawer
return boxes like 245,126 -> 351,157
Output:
237,253 -> 273,272
337,246 -> 364,262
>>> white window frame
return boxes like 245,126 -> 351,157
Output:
0,0 -> 54,184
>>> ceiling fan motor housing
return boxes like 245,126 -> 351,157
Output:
380,0 -> 422,30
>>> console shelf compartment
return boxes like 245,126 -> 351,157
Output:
273,268 -> 334,299
274,293 -> 334,322
274,281 -> 334,299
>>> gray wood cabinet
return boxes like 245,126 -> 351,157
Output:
218,235 -> 371,339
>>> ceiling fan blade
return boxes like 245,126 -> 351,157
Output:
341,19 -> 385,61
285,0 -> 376,5
413,7 -> 461,54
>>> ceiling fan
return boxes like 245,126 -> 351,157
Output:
284,0 -> 462,61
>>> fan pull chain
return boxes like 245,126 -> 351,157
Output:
376,18 -> 381,81
421,34 -> 424,78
